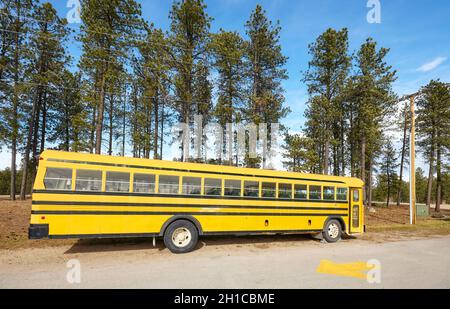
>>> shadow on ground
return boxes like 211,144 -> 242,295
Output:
64,233 -> 321,254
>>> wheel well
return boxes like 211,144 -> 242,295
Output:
160,216 -> 203,237
325,216 -> 346,232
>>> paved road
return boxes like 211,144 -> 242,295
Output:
1,235 -> 449,289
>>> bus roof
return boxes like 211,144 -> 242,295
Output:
40,150 -> 364,188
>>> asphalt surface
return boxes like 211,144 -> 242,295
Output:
1,235 -> 449,289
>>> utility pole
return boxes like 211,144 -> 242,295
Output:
399,92 -> 419,225
409,95 -> 417,225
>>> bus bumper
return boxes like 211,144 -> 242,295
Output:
29,224 -> 49,239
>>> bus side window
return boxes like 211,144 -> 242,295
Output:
294,184 -> 307,199
204,178 -> 222,196
337,188 -> 348,201
244,181 -> 259,197
323,186 -> 335,200
159,176 -> 180,194
76,170 -> 102,192
224,180 -> 241,197
353,189 -> 360,202
133,174 -> 156,193
44,168 -> 72,190
262,182 -> 276,198
278,183 -> 292,199
183,177 -> 202,195
309,186 -> 322,200
106,172 -> 130,192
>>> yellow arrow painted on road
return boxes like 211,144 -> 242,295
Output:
316,260 -> 378,280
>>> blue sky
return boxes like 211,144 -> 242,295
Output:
55,0 -> 450,129
1,0 -> 449,170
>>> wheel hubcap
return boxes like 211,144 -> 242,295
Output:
172,228 -> 192,248
328,223 -> 339,239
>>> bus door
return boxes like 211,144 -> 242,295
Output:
349,188 -> 364,234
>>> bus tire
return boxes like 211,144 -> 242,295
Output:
164,220 -> 198,254
322,219 -> 342,243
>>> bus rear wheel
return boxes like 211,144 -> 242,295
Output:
164,220 -> 198,254
322,219 -> 342,243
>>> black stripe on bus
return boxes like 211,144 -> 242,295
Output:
49,233 -> 159,239
46,158 -> 346,184
32,210 -> 348,217
48,230 -> 324,239
32,190 -> 349,204
32,201 -> 348,212
203,230 -> 323,236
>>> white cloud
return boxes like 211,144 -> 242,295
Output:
417,57 -> 447,72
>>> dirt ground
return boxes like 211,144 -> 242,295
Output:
1,199 -> 449,250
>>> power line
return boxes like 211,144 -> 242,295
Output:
0,78 -> 217,106
1,11 -> 247,64
1,27 -> 220,71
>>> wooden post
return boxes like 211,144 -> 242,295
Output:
409,95 -> 417,225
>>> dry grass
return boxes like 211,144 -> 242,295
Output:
362,205 -> 450,242
1,199 -> 449,250
0,199 -> 76,250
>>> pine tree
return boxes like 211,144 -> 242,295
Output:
135,25 -> 170,159
244,5 -> 289,168
79,0 -> 143,155
417,80 -> 450,215
0,0 -> 34,200
379,138 -> 399,207
48,70 -> 89,153
192,60 -> 212,161
168,0 -> 212,162
348,38 -> 397,205
303,28 -> 351,175
396,101 -> 410,206
211,30 -> 245,164
19,2 -> 70,199
282,133 -> 319,173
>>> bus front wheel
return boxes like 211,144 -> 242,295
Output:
164,220 -> 199,254
322,219 -> 342,243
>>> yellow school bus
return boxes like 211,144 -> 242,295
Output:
29,150 -> 364,253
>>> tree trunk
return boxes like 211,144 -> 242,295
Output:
332,144 -> 336,176
89,104 -> 96,154
360,134 -> 366,205
426,132 -> 435,208
64,99 -> 70,151
435,143 -> 442,214
368,155 -> 373,208
160,103 -> 164,160
341,120 -> 345,176
324,139 -> 329,175
397,108 -> 408,206
349,105 -> 354,177
40,95 -> 47,154
386,172 -> 390,208
30,102 -> 42,184
20,89 -> 42,200
10,3 -> 21,201
95,73 -> 107,154
153,95 -> 159,159
108,94 -> 113,156
427,160 -> 434,208
10,94 -> 17,201
121,95 -> 126,157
